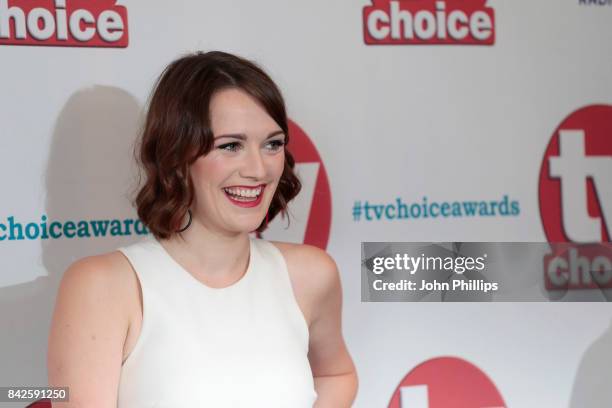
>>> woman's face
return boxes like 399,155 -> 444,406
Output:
189,87 -> 286,235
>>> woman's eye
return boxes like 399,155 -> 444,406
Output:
266,140 -> 285,151
218,142 -> 241,152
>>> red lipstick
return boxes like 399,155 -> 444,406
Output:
223,184 -> 265,208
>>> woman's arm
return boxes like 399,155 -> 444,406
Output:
47,255 -> 129,407
303,248 -> 358,407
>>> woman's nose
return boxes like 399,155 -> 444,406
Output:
239,147 -> 266,179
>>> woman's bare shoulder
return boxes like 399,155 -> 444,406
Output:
62,250 -> 135,291
55,250 -> 140,327
48,250 -> 137,404
268,241 -> 340,295
269,241 -> 336,272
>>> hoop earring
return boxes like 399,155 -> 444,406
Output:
178,209 -> 192,232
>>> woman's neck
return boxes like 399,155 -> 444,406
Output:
158,220 -> 251,284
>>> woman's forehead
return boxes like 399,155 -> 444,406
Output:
210,88 -> 281,135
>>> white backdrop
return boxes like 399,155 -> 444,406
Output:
1,1 -> 611,407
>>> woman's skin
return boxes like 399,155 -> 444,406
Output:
47,88 -> 358,407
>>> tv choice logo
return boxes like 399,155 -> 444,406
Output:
388,357 -> 505,408
539,105 -> 612,243
0,0 -> 128,47
544,243 -> 612,291
257,119 -> 332,250
363,0 -> 495,45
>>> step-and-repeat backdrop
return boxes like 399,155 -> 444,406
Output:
1,1 -> 611,407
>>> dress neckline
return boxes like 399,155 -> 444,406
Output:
149,235 -> 255,291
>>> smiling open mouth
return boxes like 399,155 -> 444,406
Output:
223,185 -> 264,204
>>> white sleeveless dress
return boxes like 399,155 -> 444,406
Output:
115,235 -> 317,407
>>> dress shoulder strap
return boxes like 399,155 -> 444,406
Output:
251,239 -> 310,344
116,235 -> 160,290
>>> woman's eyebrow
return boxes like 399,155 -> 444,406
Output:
214,130 -> 285,141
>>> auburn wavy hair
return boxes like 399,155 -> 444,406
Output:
132,51 -> 301,239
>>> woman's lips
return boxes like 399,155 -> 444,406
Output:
223,184 -> 265,208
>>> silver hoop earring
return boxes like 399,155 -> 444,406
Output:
178,209 -> 192,232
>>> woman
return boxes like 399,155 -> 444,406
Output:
47,51 -> 358,407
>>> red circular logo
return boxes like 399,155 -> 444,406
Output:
259,119 -> 332,249
388,356 -> 505,408
539,105 -> 612,242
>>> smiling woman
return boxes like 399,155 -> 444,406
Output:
47,51 -> 358,408
185,87 -> 290,234
133,52 -> 301,239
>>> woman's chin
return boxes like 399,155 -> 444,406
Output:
226,218 -> 265,234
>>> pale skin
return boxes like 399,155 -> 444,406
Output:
47,88 -> 358,407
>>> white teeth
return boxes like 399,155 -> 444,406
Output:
223,186 -> 262,198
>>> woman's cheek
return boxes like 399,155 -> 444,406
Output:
274,152 -> 286,175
